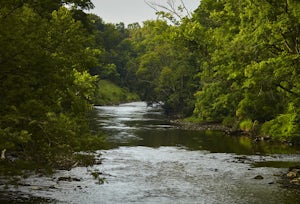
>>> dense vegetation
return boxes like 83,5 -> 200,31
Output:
190,0 -> 300,141
0,0 -> 105,171
122,0 -> 300,142
94,80 -> 139,105
1,0 -> 300,173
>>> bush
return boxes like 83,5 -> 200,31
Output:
261,103 -> 299,141
239,119 -> 253,132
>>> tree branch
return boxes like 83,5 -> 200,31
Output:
280,32 -> 294,53
144,0 -> 191,22
276,83 -> 300,97
180,0 -> 191,18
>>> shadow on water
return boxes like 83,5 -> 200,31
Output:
130,129 -> 300,155
91,102 -> 300,155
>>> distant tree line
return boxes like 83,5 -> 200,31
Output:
1,0 -> 300,171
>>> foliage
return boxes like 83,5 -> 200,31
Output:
93,80 -> 139,105
239,119 -> 254,132
187,0 -> 300,140
261,103 -> 299,140
0,1 -> 106,170
125,19 -> 200,116
119,0 -> 299,140
2,0 -> 300,171
92,0 -> 300,141
88,0 -> 300,140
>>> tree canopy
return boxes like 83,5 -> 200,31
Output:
1,0 -> 300,172
118,0 -> 300,141
0,0 -> 105,169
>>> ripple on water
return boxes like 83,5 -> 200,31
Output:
2,147 -> 300,204
88,146 -> 299,204
3,102 -> 300,203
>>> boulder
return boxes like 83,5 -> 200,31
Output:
287,168 -> 300,178
287,171 -> 297,178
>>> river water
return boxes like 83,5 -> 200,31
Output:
1,102 -> 300,203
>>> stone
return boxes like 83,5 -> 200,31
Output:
57,176 -> 81,182
49,185 -> 56,189
254,175 -> 264,180
31,186 -> 42,190
287,171 -> 297,178
287,168 -> 300,178
290,178 -> 300,185
1,149 -> 6,160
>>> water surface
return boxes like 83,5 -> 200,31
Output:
1,102 -> 300,203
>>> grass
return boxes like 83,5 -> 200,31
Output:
94,80 -> 140,105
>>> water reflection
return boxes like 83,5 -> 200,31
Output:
94,102 -> 300,155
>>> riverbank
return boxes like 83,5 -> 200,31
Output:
171,120 -> 230,131
0,151 -> 105,203
171,119 -> 300,190
171,119 -> 300,143
93,80 -> 139,106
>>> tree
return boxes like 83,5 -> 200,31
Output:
0,3 -> 105,169
190,0 -> 300,139
192,0 -> 244,123
237,0 -> 300,139
124,18 -> 200,116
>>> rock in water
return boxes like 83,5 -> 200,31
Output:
254,175 -> 264,180
1,149 -> 6,160
287,168 -> 300,180
290,178 -> 300,185
287,171 -> 298,179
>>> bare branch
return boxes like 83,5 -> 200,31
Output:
144,0 -> 192,23
180,0 -> 191,18
145,0 -> 183,20
144,0 -> 160,13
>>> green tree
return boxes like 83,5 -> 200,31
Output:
237,0 -> 300,139
192,0 -> 244,123
0,3 -> 105,169
124,18 -> 200,116
190,0 -> 300,139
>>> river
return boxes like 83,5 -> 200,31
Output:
1,101 -> 300,203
